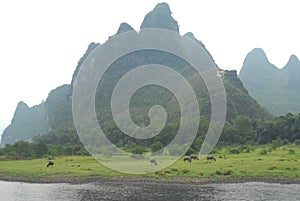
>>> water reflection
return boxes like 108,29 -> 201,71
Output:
0,180 -> 299,201
73,182 -> 223,201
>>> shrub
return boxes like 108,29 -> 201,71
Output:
170,168 -> 178,172
280,139 -> 290,146
240,145 -> 254,153
288,149 -> 295,154
185,147 -> 197,155
268,166 -> 277,170
294,139 -> 300,146
64,147 -> 73,156
129,145 -> 147,154
229,148 -> 240,154
267,147 -> 273,153
77,147 -> 91,156
223,170 -> 233,175
150,141 -> 164,153
259,149 -> 268,155
216,169 -> 233,176
271,140 -> 280,150
49,145 -> 64,156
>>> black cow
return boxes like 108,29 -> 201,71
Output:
190,155 -> 199,160
149,157 -> 157,165
46,161 -> 54,167
206,155 -> 216,161
183,156 -> 192,163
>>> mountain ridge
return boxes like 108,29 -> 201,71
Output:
1,2 -> 271,146
140,2 -> 179,32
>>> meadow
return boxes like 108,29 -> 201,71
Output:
0,145 -> 299,183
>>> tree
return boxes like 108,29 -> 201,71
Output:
49,145 -> 64,156
130,145 -> 147,154
77,146 -> 90,156
167,144 -> 184,156
150,141 -> 164,153
64,146 -> 73,156
233,116 -> 257,144
13,141 -> 32,158
34,142 -> 48,157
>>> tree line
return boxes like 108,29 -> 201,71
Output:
0,141 -> 90,160
220,113 -> 300,145
0,113 -> 300,160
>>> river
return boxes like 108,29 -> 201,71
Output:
0,180 -> 299,201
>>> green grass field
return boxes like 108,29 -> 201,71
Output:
0,145 -> 299,182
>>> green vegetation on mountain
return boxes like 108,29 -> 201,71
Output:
239,48 -> 300,116
224,70 -> 270,119
45,84 -> 72,131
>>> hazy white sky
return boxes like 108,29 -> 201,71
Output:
0,0 -> 299,136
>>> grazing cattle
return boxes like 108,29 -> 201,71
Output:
206,155 -> 216,161
183,156 -> 192,163
149,157 -> 157,165
190,155 -> 199,160
47,161 -> 54,167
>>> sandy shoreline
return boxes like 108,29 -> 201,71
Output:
1,174 -> 300,185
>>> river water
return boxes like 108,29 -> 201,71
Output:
0,180 -> 299,201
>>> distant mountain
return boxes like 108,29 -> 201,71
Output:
1,3 -> 271,146
0,101 -> 47,146
239,48 -> 300,115
0,85 -> 71,146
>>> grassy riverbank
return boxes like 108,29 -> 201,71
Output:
0,145 -> 299,183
